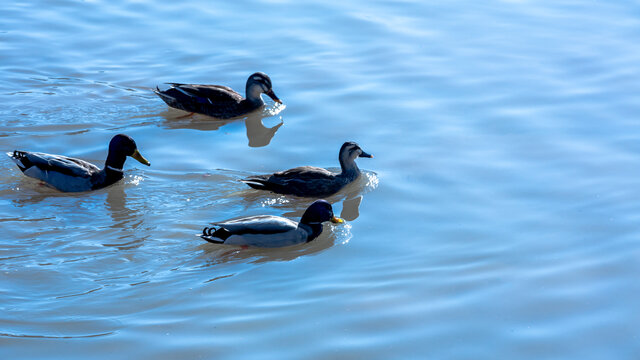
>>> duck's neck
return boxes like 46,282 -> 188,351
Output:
299,222 -> 324,242
103,166 -> 124,185
338,155 -> 360,181
103,152 -> 126,185
245,84 -> 265,107
105,151 -> 127,172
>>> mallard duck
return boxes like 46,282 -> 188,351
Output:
7,134 -> 150,192
201,200 -> 343,248
242,141 -> 373,197
154,72 -> 282,119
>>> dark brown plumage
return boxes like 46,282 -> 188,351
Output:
154,72 -> 281,119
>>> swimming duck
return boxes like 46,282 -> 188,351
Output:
7,134 -> 150,192
154,72 -> 282,119
242,141 -> 373,197
201,200 -> 343,248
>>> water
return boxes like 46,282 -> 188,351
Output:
2,0 -> 640,358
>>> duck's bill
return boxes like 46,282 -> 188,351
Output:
331,216 -> 344,224
359,151 -> 373,158
131,149 -> 151,166
265,89 -> 282,104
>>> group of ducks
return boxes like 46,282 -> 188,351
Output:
7,72 -> 373,248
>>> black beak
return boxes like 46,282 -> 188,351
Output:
359,151 -> 373,158
265,89 -> 282,104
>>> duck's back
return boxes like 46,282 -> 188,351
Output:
171,84 -> 242,102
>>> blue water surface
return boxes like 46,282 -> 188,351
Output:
1,0 -> 640,358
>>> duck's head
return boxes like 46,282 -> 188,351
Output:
246,72 -> 282,105
301,200 -> 343,225
107,134 -> 150,168
339,141 -> 373,165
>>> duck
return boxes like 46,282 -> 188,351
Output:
154,72 -> 282,119
242,141 -> 373,197
7,134 -> 150,192
201,200 -> 343,248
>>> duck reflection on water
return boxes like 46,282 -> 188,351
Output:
103,181 -> 151,251
158,103 -> 285,148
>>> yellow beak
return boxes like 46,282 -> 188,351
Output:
131,149 -> 150,166
331,216 -> 344,224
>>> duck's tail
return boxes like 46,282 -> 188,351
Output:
200,227 -> 226,244
7,151 -> 29,171
240,177 -> 270,190
154,86 -> 177,106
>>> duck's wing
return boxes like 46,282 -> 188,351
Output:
8,151 -> 101,192
273,166 -> 336,180
201,215 -> 306,247
242,167 -> 339,196
155,83 -> 247,118
157,83 -> 242,105
214,215 -> 297,234
8,151 -> 99,177
169,84 -> 243,102
244,166 -> 336,184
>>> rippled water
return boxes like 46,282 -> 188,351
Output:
2,0 -> 640,358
